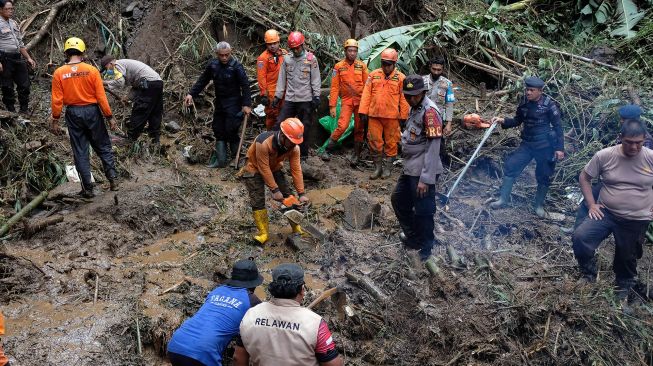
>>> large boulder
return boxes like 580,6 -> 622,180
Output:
343,188 -> 381,229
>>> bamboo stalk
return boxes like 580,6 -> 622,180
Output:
308,287 -> 340,309
0,191 -> 49,237
454,56 -> 520,80
519,43 -> 624,72
345,271 -> 388,303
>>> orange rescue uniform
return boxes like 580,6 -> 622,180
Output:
0,312 -> 8,366
243,131 -> 304,194
329,59 -> 368,142
358,68 -> 409,157
51,62 -> 112,119
257,49 -> 287,129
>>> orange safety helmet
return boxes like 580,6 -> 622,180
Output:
280,118 -> 304,144
287,31 -> 305,49
264,29 -> 280,44
343,39 -> 359,49
380,48 -> 399,62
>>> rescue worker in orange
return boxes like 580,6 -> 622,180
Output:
240,118 -> 310,244
359,48 -> 409,179
319,38 -> 368,162
256,29 -> 287,130
0,311 -> 9,366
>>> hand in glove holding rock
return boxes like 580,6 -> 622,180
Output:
311,96 -> 320,110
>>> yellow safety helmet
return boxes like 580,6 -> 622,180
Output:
64,37 -> 86,53
343,39 -> 359,49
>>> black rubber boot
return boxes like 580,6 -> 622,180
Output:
350,142 -> 362,166
489,177 -> 515,209
381,158 -> 391,179
370,156 -> 383,180
319,139 -> 337,161
208,141 -> 227,168
533,184 -> 549,218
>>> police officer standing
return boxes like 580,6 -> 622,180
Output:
0,0 -> 36,114
185,42 -> 252,168
391,75 -> 443,261
490,76 -> 564,217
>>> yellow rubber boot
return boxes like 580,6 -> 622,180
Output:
252,209 -> 269,244
290,222 -> 304,235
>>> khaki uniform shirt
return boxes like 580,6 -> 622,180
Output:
0,17 -> 24,53
105,59 -> 162,90
275,51 -> 321,102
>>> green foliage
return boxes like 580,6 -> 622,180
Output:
610,0 -> 648,38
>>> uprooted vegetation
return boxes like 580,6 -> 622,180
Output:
1,0 -> 653,365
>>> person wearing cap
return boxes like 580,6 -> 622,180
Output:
391,74 -> 443,261
239,118 -> 310,244
234,263 -> 343,366
573,104 -> 652,229
319,38 -> 368,162
50,37 -> 118,198
184,41 -> 252,168
273,31 -> 321,159
257,29 -> 287,130
359,48 -> 410,180
167,259 -> 264,366
490,76 -> 564,218
0,0 -> 36,115
100,56 -> 163,145
572,119 -> 653,301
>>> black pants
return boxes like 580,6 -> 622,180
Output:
213,96 -> 243,143
168,351 -> 206,366
275,100 -> 313,157
572,210 -> 648,283
504,143 -> 555,186
65,105 -> 117,190
574,183 -> 602,229
128,80 -> 163,142
243,170 -> 292,210
0,53 -> 30,113
391,175 -> 437,259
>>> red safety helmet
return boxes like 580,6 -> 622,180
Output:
380,48 -> 399,62
287,31 -> 305,49
280,118 -> 304,144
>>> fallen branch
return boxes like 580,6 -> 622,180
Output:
454,56 -> 520,80
22,214 -> 64,236
308,286 -> 341,309
481,46 -> 527,69
0,191 -> 49,237
345,271 -> 388,303
25,0 -> 78,51
519,43 -> 624,72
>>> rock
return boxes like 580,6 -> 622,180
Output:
49,182 -> 80,200
164,120 -> 181,133
301,157 -> 326,181
343,188 -> 381,229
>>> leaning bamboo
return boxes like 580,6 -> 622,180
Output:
0,191 -> 49,237
519,43 -> 624,72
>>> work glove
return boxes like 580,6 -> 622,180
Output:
260,95 -> 269,106
359,113 -> 368,125
311,96 -> 320,109
272,97 -> 280,108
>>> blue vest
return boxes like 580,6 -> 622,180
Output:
167,286 -> 252,366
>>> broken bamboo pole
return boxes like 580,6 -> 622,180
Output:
454,57 -> 520,80
519,43 -> 624,72
308,287 -> 341,309
23,214 -> 63,236
481,46 -> 527,69
345,271 -> 388,303
0,191 -> 49,237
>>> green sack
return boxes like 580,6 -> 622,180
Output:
317,97 -> 354,151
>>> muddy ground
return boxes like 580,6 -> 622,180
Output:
1,0 -> 652,365
2,77 -> 653,365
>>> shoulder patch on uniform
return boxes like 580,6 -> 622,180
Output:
424,108 -> 443,138
332,69 -> 337,77
306,52 -> 314,61
257,61 -> 264,69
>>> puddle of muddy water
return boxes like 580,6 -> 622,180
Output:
306,185 -> 354,205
